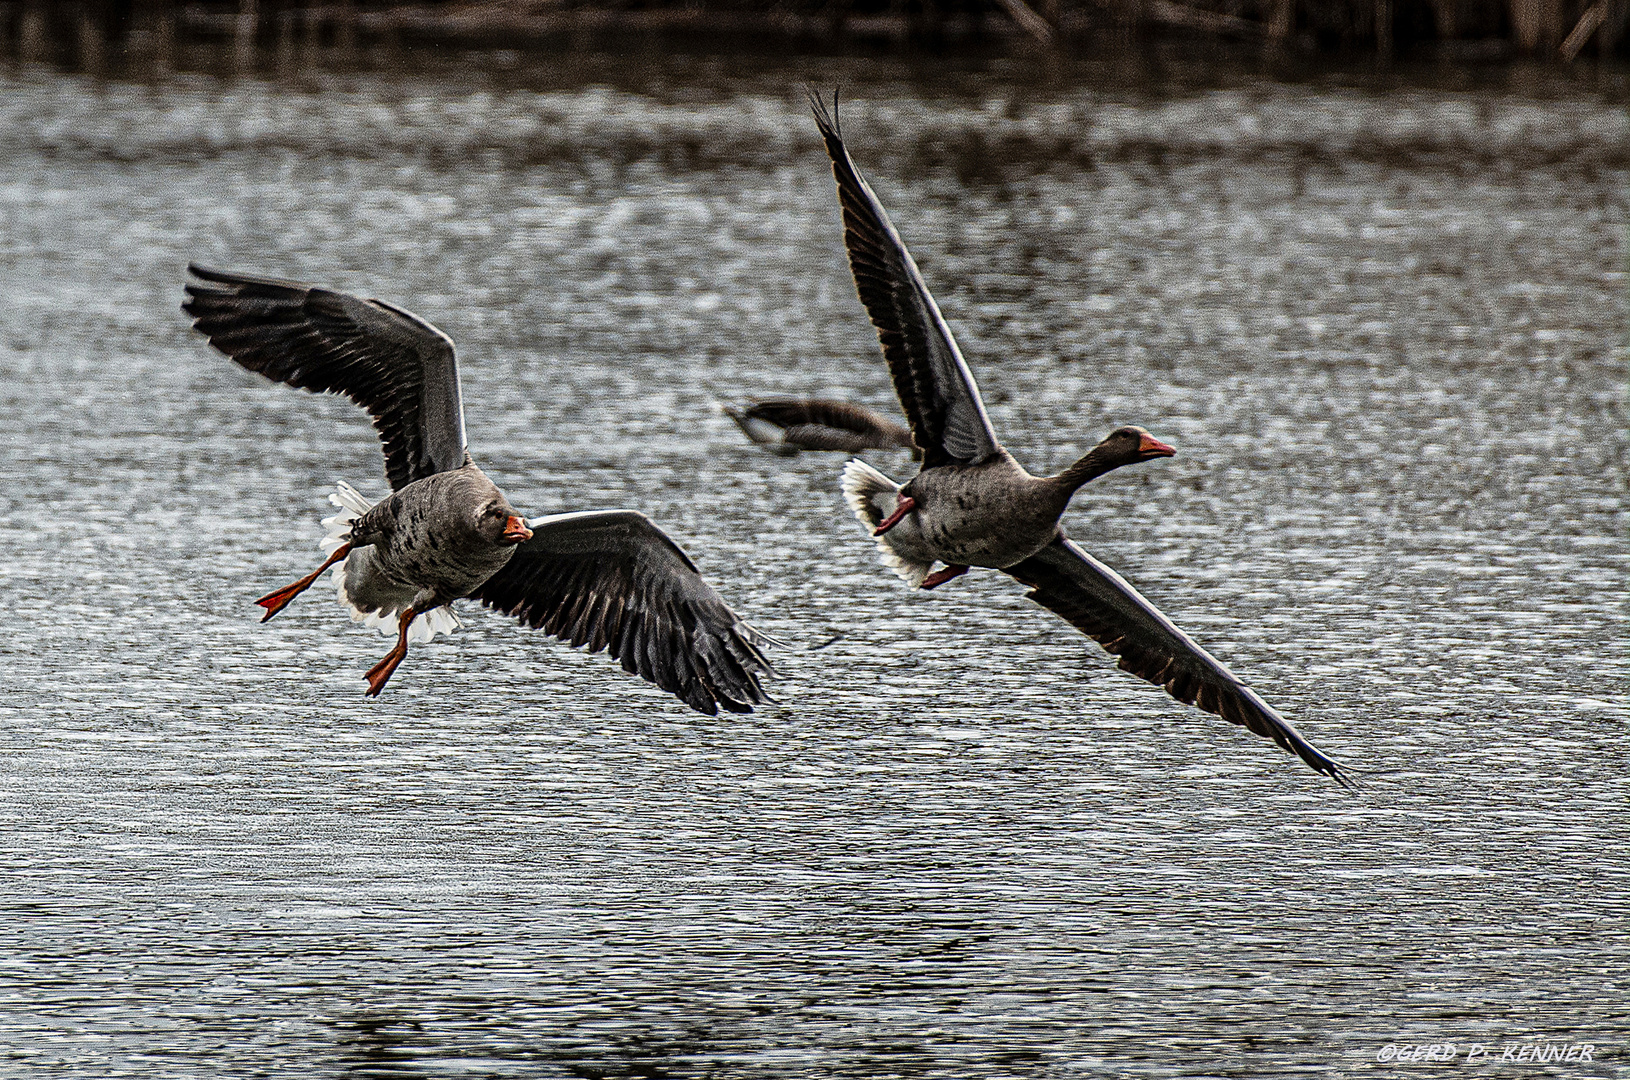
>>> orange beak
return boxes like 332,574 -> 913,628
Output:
502,516 -> 534,544
1138,433 -> 1176,459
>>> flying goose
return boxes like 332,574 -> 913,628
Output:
722,397 -> 917,457
183,264 -> 775,713
810,95 -> 1350,785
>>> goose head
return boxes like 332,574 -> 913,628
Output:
475,498 -> 534,546
1105,425 -> 1177,464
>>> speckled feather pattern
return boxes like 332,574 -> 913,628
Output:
322,480 -> 462,645
346,462 -> 519,609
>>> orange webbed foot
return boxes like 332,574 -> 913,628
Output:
254,543 -> 352,622
362,606 -> 419,698
920,564 -> 969,590
363,647 -> 406,697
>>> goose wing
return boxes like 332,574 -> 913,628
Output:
471,510 -> 777,716
183,264 -> 468,491
809,93 -> 1000,469
1005,535 -> 1351,786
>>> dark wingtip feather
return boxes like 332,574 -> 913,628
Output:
185,262 -> 309,291
1297,744 -> 1358,790
805,85 -> 839,136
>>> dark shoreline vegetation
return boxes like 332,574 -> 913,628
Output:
1,0 -> 1627,81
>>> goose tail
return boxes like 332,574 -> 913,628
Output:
841,459 -> 931,587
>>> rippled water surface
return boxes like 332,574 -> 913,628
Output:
0,61 -> 1626,1078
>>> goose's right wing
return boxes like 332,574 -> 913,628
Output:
183,264 -> 468,491
809,93 -> 1001,469
1005,535 -> 1352,787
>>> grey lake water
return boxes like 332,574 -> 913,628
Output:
0,56 -> 1626,1078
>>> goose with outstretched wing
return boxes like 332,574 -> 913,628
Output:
183,265 -> 775,712
810,94 -> 1349,785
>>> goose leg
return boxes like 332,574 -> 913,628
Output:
363,606 -> 419,697
255,543 -> 353,622
920,564 -> 969,590
873,495 -> 917,536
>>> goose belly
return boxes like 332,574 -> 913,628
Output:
912,514 -> 1056,569
318,482 -> 465,643
362,469 -> 518,602
900,460 -> 1062,568
907,481 -> 1060,568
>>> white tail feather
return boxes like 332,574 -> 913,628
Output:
320,480 -> 372,554
319,481 -> 461,643
840,459 -> 931,587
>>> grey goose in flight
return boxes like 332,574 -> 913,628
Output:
184,264 -> 775,714
810,94 -> 1350,786
723,397 -> 917,457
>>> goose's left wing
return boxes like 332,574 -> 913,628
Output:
1005,536 -> 1352,786
183,264 -> 468,491
471,510 -> 777,716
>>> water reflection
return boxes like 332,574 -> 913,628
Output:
340,1013 -> 429,1078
